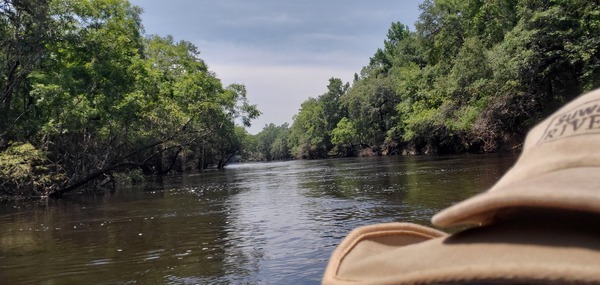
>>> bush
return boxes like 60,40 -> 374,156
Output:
0,142 -> 64,200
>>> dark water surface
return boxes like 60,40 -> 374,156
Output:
0,154 -> 516,284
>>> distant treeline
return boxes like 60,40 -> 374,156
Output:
0,0 -> 260,200
2,0 -> 600,200
249,0 -> 600,160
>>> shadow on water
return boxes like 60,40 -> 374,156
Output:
0,153 -> 517,284
300,154 -> 515,226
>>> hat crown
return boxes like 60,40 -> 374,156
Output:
533,97 -> 600,145
494,90 -> 600,191
433,88 -> 600,227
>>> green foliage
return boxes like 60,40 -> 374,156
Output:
331,117 -> 359,156
112,168 -> 144,185
289,97 -> 326,159
270,134 -> 291,161
370,22 -> 413,75
0,142 -> 64,199
342,75 -> 399,146
0,0 -> 260,199
288,0 -> 600,156
2,0 -> 600,198
256,123 -> 291,161
289,78 -> 348,159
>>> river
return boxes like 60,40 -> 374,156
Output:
0,154 -> 516,284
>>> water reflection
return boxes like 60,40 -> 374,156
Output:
0,154 -> 516,284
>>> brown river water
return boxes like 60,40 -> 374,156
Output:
0,154 -> 516,284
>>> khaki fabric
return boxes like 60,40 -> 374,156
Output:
323,223 -> 447,285
434,88 -> 600,227
324,210 -> 600,284
323,88 -> 600,284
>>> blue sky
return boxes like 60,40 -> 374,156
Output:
129,0 -> 424,134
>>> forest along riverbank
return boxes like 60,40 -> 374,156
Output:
0,154 -> 516,284
2,1 -> 598,200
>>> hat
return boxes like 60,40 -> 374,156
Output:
323,88 -> 600,284
433,87 -> 600,227
323,210 -> 600,284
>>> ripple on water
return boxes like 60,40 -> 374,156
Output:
0,154 -> 517,284
88,258 -> 112,266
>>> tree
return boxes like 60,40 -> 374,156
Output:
331,117 -> 359,156
288,78 -> 348,159
289,98 -> 327,159
256,123 -> 291,161
370,22 -> 414,75
0,0 -> 261,198
341,75 -> 399,148
416,0 -> 468,67
0,0 -> 55,146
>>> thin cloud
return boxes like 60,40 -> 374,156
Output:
293,32 -> 359,43
213,63 -> 353,133
129,0 -> 424,134
197,40 -> 365,68
219,13 -> 300,27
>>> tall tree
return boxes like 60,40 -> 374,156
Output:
0,0 -> 54,145
289,78 -> 348,159
256,123 -> 291,161
0,0 -> 261,198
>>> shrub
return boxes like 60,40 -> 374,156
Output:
0,142 -> 64,200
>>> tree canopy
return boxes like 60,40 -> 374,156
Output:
2,0 -> 600,200
281,0 -> 600,158
0,0 -> 259,199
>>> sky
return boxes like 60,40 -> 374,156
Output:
128,0 -> 424,134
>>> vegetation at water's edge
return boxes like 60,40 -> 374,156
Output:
1,0 -> 600,199
251,0 -> 600,159
0,0 -> 260,199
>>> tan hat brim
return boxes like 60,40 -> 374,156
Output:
432,167 -> 600,227
323,213 -> 600,285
